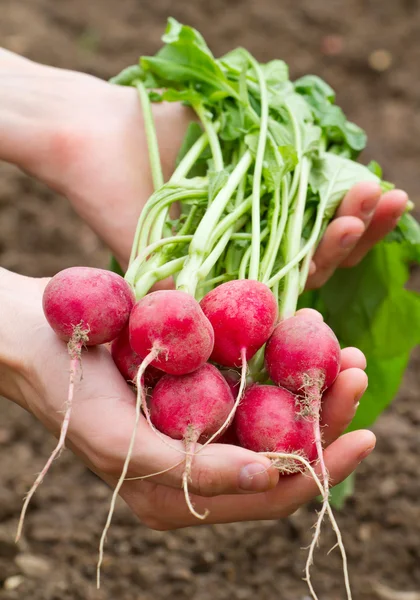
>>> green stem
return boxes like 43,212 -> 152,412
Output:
260,187 -> 280,277
267,162 -> 341,289
134,256 -> 186,299
261,176 -> 290,283
128,134 -> 209,268
238,227 -> 269,279
171,133 -> 209,182
276,157 -> 310,318
136,82 -> 164,190
176,151 -> 252,296
125,235 -> 193,287
193,104 -> 224,172
210,197 -> 252,246
247,57 -> 269,280
138,190 -> 206,255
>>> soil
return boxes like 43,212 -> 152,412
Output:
1,0 -> 420,599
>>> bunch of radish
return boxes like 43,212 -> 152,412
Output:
17,18 -> 406,600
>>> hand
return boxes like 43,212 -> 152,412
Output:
0,50 -> 408,283
0,269 -> 374,529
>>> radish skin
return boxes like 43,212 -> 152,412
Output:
129,290 -> 214,375
199,280 -> 278,444
111,325 -> 163,387
234,384 -> 317,465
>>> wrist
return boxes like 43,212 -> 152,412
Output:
0,269 -> 48,409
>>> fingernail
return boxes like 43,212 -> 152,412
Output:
355,383 -> 368,404
341,233 -> 361,249
239,463 -> 270,492
361,196 -> 380,218
358,445 -> 375,462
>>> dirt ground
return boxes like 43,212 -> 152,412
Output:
1,0 -> 420,598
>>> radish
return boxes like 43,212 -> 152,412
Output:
199,280 -> 278,444
111,325 -> 163,387
17,267 -> 134,542
264,315 -> 344,598
200,280 -> 278,368
129,289 -> 214,375
234,384 -> 317,465
150,363 -> 235,517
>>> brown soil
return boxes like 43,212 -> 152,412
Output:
1,1 -> 420,599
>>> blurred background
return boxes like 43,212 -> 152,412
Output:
1,1 -> 419,598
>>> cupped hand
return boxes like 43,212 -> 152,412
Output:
0,270 -> 375,529
0,50 -> 408,284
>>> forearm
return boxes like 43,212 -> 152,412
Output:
0,51 -> 194,267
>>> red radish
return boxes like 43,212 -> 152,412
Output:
264,314 -> 340,399
234,384 -> 316,465
43,266 -> 135,346
129,290 -> 214,375
150,364 -> 234,517
111,325 -> 163,387
200,280 -> 278,367
199,280 -> 278,444
220,369 -> 240,394
150,363 -> 234,442
264,314 -> 342,590
16,267 -> 134,543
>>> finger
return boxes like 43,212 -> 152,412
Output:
320,367 -> 368,445
335,181 -> 382,225
342,189 -> 408,267
133,429 -> 375,528
339,347 -> 367,371
295,308 -> 324,321
0,48 -> 38,70
306,216 -> 365,289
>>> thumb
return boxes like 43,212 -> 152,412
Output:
149,441 -> 281,497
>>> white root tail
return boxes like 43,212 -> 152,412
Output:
262,451 -> 352,600
96,350 -> 156,589
182,428 -> 209,520
16,347 -> 82,543
201,347 -> 247,448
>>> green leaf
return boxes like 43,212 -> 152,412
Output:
109,64 -> 144,86
294,74 -> 336,103
208,169 -> 230,202
162,88 -> 203,105
261,59 -> 289,87
310,152 -> 380,216
330,473 -> 355,509
141,18 -> 238,101
219,48 -> 248,76
385,213 -> 420,261
219,102 -> 244,141
245,131 -> 297,191
294,75 -> 366,154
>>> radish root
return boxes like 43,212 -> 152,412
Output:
16,328 -> 87,543
182,426 -> 209,520
201,347 -> 247,448
262,451 -> 351,600
96,350 -> 156,589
